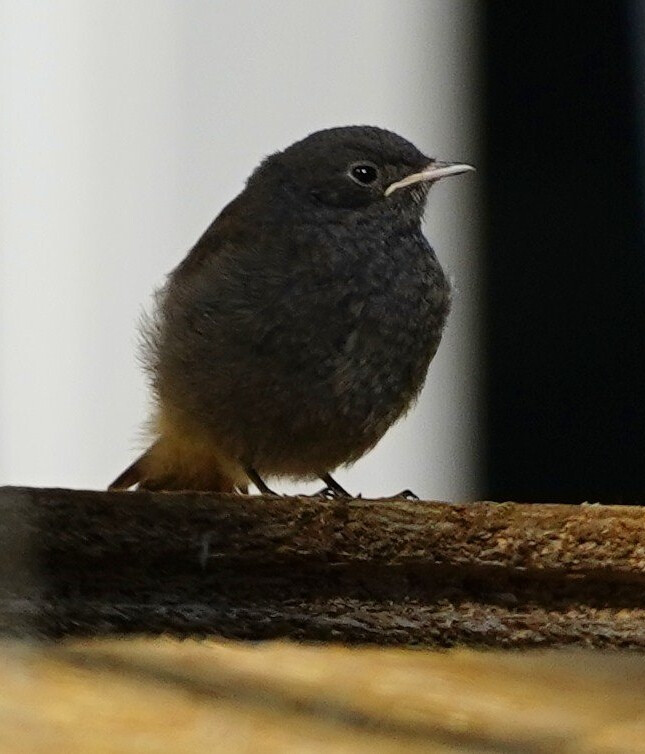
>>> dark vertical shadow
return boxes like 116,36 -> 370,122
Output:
482,1 -> 645,502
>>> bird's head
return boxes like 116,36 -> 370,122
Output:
247,125 -> 473,220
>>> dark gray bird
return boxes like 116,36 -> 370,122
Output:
109,126 -> 473,495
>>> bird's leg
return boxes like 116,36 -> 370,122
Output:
315,472 -> 352,498
245,467 -> 280,496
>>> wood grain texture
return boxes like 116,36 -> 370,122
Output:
1,639 -> 645,753
0,486 -> 644,646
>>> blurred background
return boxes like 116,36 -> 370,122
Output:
0,1 -> 643,503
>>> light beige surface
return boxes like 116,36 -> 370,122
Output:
1,639 -> 644,753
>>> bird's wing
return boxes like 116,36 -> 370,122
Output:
169,194 -> 245,286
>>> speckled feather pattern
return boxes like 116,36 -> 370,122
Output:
135,127 -> 456,487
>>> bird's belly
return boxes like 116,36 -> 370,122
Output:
160,257 -> 450,474
321,296 -> 445,450
235,292 -> 443,471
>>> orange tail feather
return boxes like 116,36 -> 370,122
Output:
108,441 -> 245,493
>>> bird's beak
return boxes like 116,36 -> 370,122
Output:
384,161 -> 475,197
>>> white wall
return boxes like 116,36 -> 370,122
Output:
0,0 -> 482,500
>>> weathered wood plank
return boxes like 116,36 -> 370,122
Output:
0,486 -> 643,646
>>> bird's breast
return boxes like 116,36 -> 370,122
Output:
270,228 -> 451,410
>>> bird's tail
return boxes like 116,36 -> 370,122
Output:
108,439 -> 246,493
108,449 -> 151,490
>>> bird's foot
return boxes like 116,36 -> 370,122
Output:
314,472 -> 352,499
381,489 -> 419,501
311,485 -> 349,499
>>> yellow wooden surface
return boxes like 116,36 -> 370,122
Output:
0,639 -> 644,753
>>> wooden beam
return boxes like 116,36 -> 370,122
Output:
0,486 -> 643,646
4,639 -> 645,752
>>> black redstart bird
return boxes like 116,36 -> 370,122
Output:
109,125 -> 473,495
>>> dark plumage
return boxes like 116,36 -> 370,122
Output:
110,126 -> 473,493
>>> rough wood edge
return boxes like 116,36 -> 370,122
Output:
0,486 -> 643,647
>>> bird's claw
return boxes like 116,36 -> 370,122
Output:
382,489 -> 419,501
311,485 -> 348,499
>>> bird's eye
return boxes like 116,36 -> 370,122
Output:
348,162 -> 379,186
